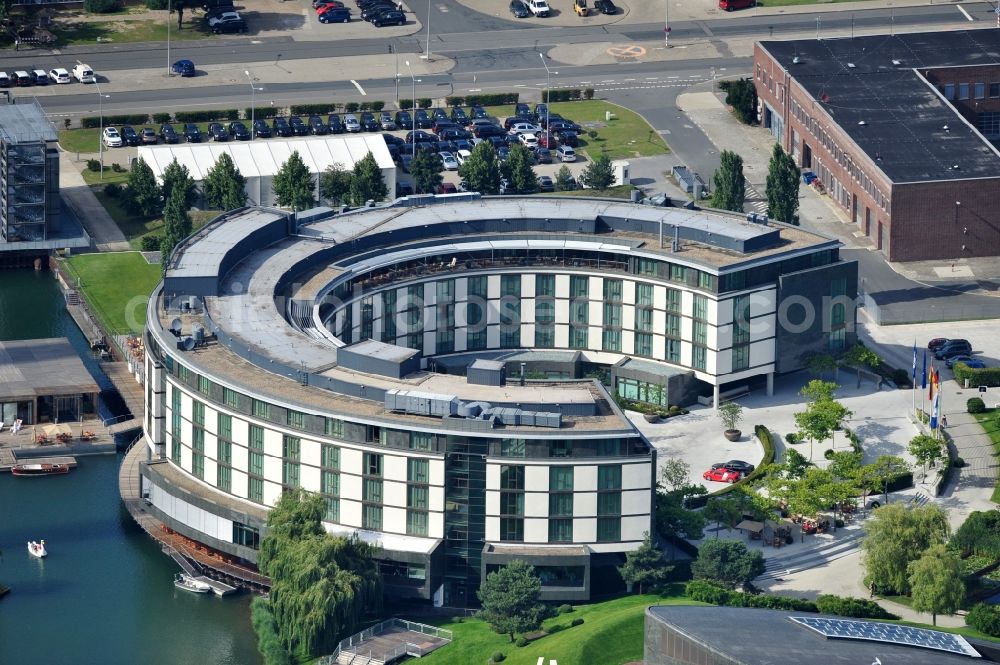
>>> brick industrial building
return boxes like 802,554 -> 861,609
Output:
754,29 -> 1000,262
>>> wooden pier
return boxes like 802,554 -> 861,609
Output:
101,360 -> 145,434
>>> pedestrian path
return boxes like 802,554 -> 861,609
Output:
57,151 -> 130,252
759,529 -> 865,582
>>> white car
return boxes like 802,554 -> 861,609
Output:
207,10 -> 241,26
456,149 -> 472,165
344,114 -> 361,132
73,64 -> 96,84
557,145 -> 576,162
102,127 -> 123,148
509,122 -> 541,135
519,133 -> 539,149
48,68 -> 71,84
439,151 -> 459,170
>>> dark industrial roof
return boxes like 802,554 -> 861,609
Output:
0,100 -> 58,144
0,338 -> 99,401
760,29 -> 1000,184
646,606 -> 999,664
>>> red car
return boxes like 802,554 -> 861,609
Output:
435,182 -> 457,194
703,467 -> 741,483
927,338 -> 948,351
315,1 -> 345,13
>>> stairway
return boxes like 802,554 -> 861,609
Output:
758,530 -> 866,581
65,290 -> 81,306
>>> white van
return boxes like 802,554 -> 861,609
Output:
0,72 -> 10,88
527,0 -> 550,16
72,64 -> 96,84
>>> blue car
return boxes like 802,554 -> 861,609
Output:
171,59 -> 196,77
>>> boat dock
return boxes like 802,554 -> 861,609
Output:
164,546 -> 236,596
101,360 -> 144,435
0,453 -> 77,472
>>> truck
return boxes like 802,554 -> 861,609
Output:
527,0 -> 550,16
72,63 -> 95,84
573,0 -> 589,16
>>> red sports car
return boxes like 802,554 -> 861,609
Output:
703,467 -> 741,483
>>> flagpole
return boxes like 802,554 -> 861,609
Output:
912,340 -> 917,415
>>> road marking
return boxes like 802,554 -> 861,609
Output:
351,79 -> 366,95
467,88 -> 481,92
606,44 -> 646,58
957,4 -> 974,21
645,77 -> 659,80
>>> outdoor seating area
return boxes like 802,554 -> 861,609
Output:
736,518 -> 796,548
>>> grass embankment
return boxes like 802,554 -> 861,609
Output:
64,252 -> 162,334
421,588 -> 701,665
484,100 -> 669,161
970,408 -> 1000,503
90,189 -> 216,250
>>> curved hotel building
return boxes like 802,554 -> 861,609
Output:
140,195 -> 856,605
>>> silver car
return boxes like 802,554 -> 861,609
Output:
344,114 -> 361,132
439,151 -> 459,170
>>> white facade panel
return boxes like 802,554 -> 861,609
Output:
622,489 -> 651,516
574,517 -> 596,543
383,480 -> 407,508
383,506 -> 407,534
383,455 -> 407,483
525,465 -> 549,492
525,518 -> 548,543
750,339 -> 776,365
485,516 -> 500,542
524,493 -> 549,518
621,515 -> 649,542
622,462 -> 652,490
485,490 -> 500,516
575,465 -> 597,492
575,491 -> 597,517
300,464 -> 321,493
340,498 -> 362,527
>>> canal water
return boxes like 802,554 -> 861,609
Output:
0,269 -> 262,665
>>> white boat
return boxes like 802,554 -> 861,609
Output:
27,540 -> 47,558
173,573 -> 211,594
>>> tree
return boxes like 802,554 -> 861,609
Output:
618,532 -> 672,593
704,496 -> 742,538
502,143 -> 538,194
348,152 -> 388,205
691,539 -> 765,590
0,0 -> 11,21
319,162 -> 353,207
828,450 -> 863,483
800,379 -> 838,403
783,448 -> 812,479
174,0 -> 186,27
710,150 -> 745,212
203,152 -> 248,211
272,150 -> 316,210
409,149 -> 444,194
865,455 -> 910,507
660,458 -> 692,493
126,156 -> 161,217
580,154 -> 615,190
477,560 -> 548,642
806,353 -> 838,380
765,143 -> 800,225
794,380 -> 852,458
554,165 -> 576,191
159,186 -> 192,261
908,434 -> 943,475
908,544 -> 965,625
161,158 -> 196,210
841,343 -> 881,371
723,78 -> 758,125
258,490 -> 382,659
861,503 -> 949,595
655,491 -> 705,558
717,400 -> 743,433
457,141 -> 502,194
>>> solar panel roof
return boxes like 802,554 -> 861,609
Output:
789,616 -> 981,658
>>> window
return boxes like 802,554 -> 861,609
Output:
437,278 -> 455,301
990,82 -> 1000,98
178,364 -> 190,382
550,440 -> 572,457
282,435 -> 300,460
597,492 -> 621,515
248,477 -> 263,502
217,439 -> 232,465
286,410 -> 305,430
283,461 -> 300,488
500,465 -> 524,490
217,413 -> 232,441
500,518 -> 523,541
570,275 -> 589,298
198,375 -> 211,396
535,325 -> 555,348
570,299 -> 588,325
192,401 -> 204,426
535,274 -> 555,297
536,298 -> 555,323
500,326 -> 521,349
325,497 -> 340,522
693,345 -> 707,371
191,427 -> 205,479
233,523 -> 260,550
692,294 -> 708,320
602,302 -> 621,328
252,399 -> 269,420
322,471 -> 340,522
697,271 -> 714,290
249,449 -> 264,477
598,465 -> 621,490
733,344 -> 750,372
570,326 -> 589,349
666,314 -> 680,338
596,439 -> 622,456
410,431 -> 434,451
363,505 -> 383,530
408,485 -> 429,509
549,493 -> 573,520
636,307 -> 653,332
666,339 -> 681,363
321,444 -> 340,469
603,278 -> 622,301
217,464 -> 231,492
975,82 -> 985,99
959,82 -> 970,100
382,290 -> 397,341
602,329 -> 621,352
467,275 -> 488,298
550,466 -> 573,491
249,424 -> 264,449
596,517 -> 621,542
636,283 -> 653,306
549,518 -> 573,543
501,439 -> 525,457
670,264 -> 687,282
364,453 -> 383,477
363,478 -> 383,503
500,492 -> 524,516
408,458 -> 429,483
635,333 -> 653,357
500,275 -> 521,297
407,510 -> 428,536
325,418 -> 343,438
637,257 -> 657,276
693,320 -> 707,345
665,288 -> 680,312
171,436 -> 181,464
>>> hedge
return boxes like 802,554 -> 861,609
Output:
289,103 -> 338,116
81,114 -> 150,129
968,397 -> 986,414
815,595 -> 897,619
954,364 -> 1000,388
152,112 -> 172,124
445,92 -> 520,107
246,106 -> 280,120
686,424 -> 775,509
883,471 -> 913,494
686,581 -> 899,620
84,0 -> 122,12
967,603 -> 1000,637
952,510 -> 1000,559
175,109 -> 239,123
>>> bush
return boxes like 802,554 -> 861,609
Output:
968,603 -> 1000,637
824,449 -> 835,460
86,159 -> 101,172
290,103 -> 338,116
686,580 -> 818,612
954,456 -> 965,468
557,603 -> 573,614
80,114 -> 150,129
145,0 -> 168,7
246,106 -> 280,120
491,651 -> 505,663
152,112 -> 172,124
140,235 -> 162,252
584,88 -> 595,100
686,579 -> 732,604
344,102 -> 360,113
786,432 -> 801,445
417,98 -> 433,109
952,510 -> 1000,559
967,397 -> 986,414
515,637 -> 529,648
571,618 -> 584,627
451,616 -> 465,623
103,183 -> 122,197
954,363 -> 1000,388
175,109 -> 238,123
84,0 -> 122,12
399,98 -> 414,110
815,595 -> 897,620
447,92 -> 520,107
110,163 -> 123,172
372,101 -> 385,111
547,624 -> 564,634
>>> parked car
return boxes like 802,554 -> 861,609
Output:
141,127 -> 159,145
703,467 -> 741,483
343,114 -> 362,132
456,149 -> 472,165
556,145 -> 576,162
379,111 -> 396,130
509,122 -> 542,135
159,123 -> 180,144
537,175 -> 554,192
395,110 -> 412,128
229,121 -> 251,140
438,128 -> 468,142
360,2 -> 393,19
414,109 -> 433,128
437,140 -> 457,154
927,338 -> 949,351
935,340 -> 972,360
212,14 -> 248,33
0,72 -> 10,88
405,130 -> 434,143
252,119 -> 272,138
272,117 -> 293,137
382,133 -> 406,147
503,115 -> 530,130
714,460 -> 755,475
534,103 -> 548,118
518,133 -> 539,149
318,6 -> 351,21
371,9 -> 405,25
309,116 -> 329,135
314,0 -> 344,11
470,105 -> 489,120
72,64 -> 96,84
719,0 -> 756,10
184,123 -> 203,142
120,126 -> 141,147
535,147 -> 553,164
439,151 -> 459,170
454,139 -> 473,152
436,182 -> 458,194
31,70 -> 49,85
473,124 -> 505,138
594,0 -> 617,12
13,71 -> 32,87
497,146 -> 510,161
509,0 -> 530,17
945,355 -> 976,369
556,130 -> 579,147
537,131 -> 557,149
102,127 -> 123,148
399,154 -> 413,173
327,114 -> 345,133
171,59 -> 196,77
48,68 -> 71,84
450,107 -> 468,124
289,116 -> 309,136
208,122 -> 231,141
359,112 -> 379,132
207,9 -> 240,25
955,359 -> 987,369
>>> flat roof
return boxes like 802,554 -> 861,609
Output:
343,339 -> 418,363
760,30 -> 1000,183
167,207 -> 288,279
647,606 -> 993,664
0,100 -> 58,144
0,338 -> 99,402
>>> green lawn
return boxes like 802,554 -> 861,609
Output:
52,18 -> 215,47
420,588 -> 700,665
61,121 -> 235,153
82,167 -> 130,186
91,188 -> 217,250
484,100 -> 669,161
969,409 -> 1000,503
63,252 -> 161,334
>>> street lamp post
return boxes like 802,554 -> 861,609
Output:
423,0 -> 432,60
245,70 -> 263,140
96,83 -> 109,181
664,0 -> 670,48
405,61 -> 417,159
539,53 -> 557,134
167,0 -> 172,75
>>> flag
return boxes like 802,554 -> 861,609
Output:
912,341 -> 917,381
930,391 -> 940,430
921,351 -> 927,389
929,367 -> 939,401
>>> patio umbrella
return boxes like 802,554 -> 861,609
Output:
41,423 -> 72,437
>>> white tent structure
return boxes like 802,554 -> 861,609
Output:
137,134 -> 396,207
